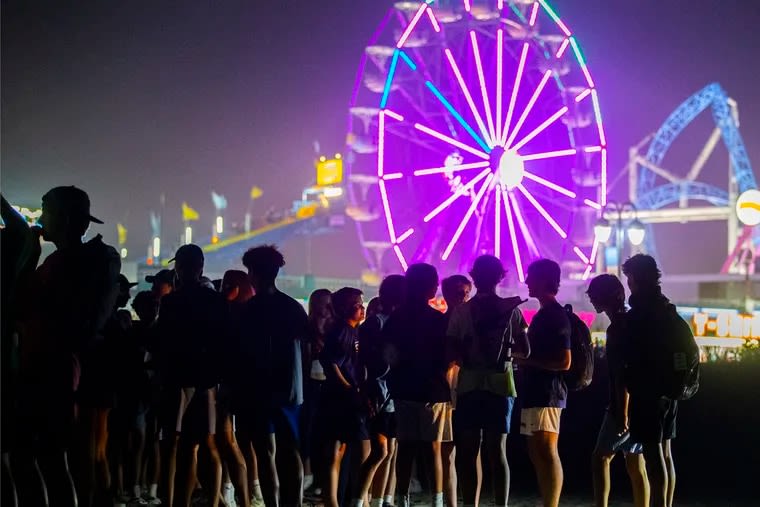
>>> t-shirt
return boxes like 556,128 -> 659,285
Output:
320,324 -> 363,394
522,300 -> 571,408
383,303 -> 450,403
235,289 -> 308,407
154,284 -> 228,390
605,311 -> 628,413
359,313 -> 394,413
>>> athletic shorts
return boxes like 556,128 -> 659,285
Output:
594,411 -> 643,455
454,391 -> 515,434
160,387 -> 217,440
628,397 -> 678,445
369,411 -> 397,439
237,403 -> 301,446
394,400 -> 451,442
520,407 -> 562,436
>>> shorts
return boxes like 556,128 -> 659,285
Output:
454,391 -> 515,434
395,400 -> 451,442
369,411 -> 397,439
161,387 -> 217,440
628,397 -> 678,445
520,407 -> 562,436
319,404 -> 369,443
594,411 -> 643,455
237,403 -> 301,447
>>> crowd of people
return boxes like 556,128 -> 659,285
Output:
1,186 -> 686,507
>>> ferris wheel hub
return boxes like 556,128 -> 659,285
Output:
490,146 -> 525,190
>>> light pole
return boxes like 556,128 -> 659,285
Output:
593,201 -> 646,274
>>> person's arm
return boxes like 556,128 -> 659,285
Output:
520,349 -> 571,371
614,371 -> 630,432
329,363 -> 354,389
510,308 -> 531,359
445,307 -> 463,366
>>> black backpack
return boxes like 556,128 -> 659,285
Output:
658,308 -> 700,400
564,304 -> 594,391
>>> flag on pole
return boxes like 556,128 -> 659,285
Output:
117,223 -> 127,246
182,202 -> 200,221
250,186 -> 263,200
211,191 -> 228,210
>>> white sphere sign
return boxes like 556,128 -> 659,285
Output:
736,189 -> 760,226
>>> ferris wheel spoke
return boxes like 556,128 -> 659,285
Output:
511,106 -> 569,152
396,3 -> 428,48
573,246 -> 589,264
495,29 -> 504,143
414,160 -> 490,177
494,186 -> 502,258
515,184 -> 568,239
444,48 -> 492,147
414,123 -> 490,160
500,43 -> 529,147
504,70 -> 553,149
424,168 -> 491,223
442,173 -> 494,261
522,171 -> 577,198
508,192 -> 540,258
502,187 -> 525,282
470,31 -> 497,143
521,148 -> 577,161
425,81 -> 491,153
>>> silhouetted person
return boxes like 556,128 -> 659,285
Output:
447,256 -> 529,507
587,274 -> 649,507
234,245 -> 308,507
383,263 -> 450,507
520,259 -> 571,507
145,269 -> 174,300
622,255 -> 678,507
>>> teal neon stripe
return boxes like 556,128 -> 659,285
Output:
425,81 -> 491,153
399,50 -> 417,71
380,50 -> 400,108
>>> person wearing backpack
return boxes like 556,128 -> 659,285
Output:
622,255 -> 685,507
447,256 -> 529,507
519,259 -> 571,507
587,274 -> 648,507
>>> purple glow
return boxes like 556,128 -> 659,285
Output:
569,37 -> 595,88
501,43 -> 529,146
423,168 -> 491,223
426,7 -> 441,32
377,111 -> 385,177
584,145 -> 602,153
509,192 -> 540,257
512,106 -> 569,151
498,0 -> 504,10
378,179 -> 397,242
539,0 -> 571,36
384,109 -> 404,122
463,0 -> 471,13
555,38 -> 570,58
503,188 -> 525,282
496,29 -> 504,143
504,69 -> 553,148
470,31 -> 496,142
396,3 -> 428,48
414,123 -> 490,160
397,227 -> 414,244
582,264 -> 593,280
445,48 -> 492,146
583,199 -> 602,210
383,172 -> 403,180
442,173 -> 494,260
601,148 -> 608,205
523,171 -> 577,198
589,239 -> 600,263
516,183 -> 568,239
394,244 -> 409,271
521,148 -> 577,161
413,160 -> 490,177
529,2 -> 540,26
591,89 -> 607,146
573,246 -> 590,264
575,88 -> 592,102
495,185 -> 502,258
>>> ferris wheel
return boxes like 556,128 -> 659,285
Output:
345,0 -> 607,281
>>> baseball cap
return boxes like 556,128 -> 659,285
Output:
169,244 -> 204,265
145,269 -> 175,285
41,186 -> 104,224
118,274 -> 138,290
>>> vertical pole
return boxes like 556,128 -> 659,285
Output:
616,209 -> 624,276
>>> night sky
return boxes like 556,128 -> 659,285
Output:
3,0 -> 759,278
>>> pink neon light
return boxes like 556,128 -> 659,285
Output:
378,179 -> 397,242
470,31 -> 496,142
442,174 -> 493,260
495,186 -> 502,258
496,29 -> 503,143
393,244 -> 409,271
384,109 -> 404,121
397,227 -> 414,244
396,3 -> 428,48
383,172 -> 403,180
584,145 -> 602,153
583,199 -> 602,210
498,0 -> 504,9
555,38 -> 570,58
414,123 -> 490,160
591,89 -> 607,146
516,184 -> 568,239
424,168 -> 491,223
509,193 -> 539,257
573,246 -> 590,264
529,2 -> 540,26
504,70 -> 553,148
512,106 -> 569,151
426,7 -> 441,32
582,264 -> 593,281
413,160 -> 490,176
377,111 -> 385,177
463,0 -> 471,13
503,188 -> 525,282
601,148 -> 607,206
589,239 -> 599,263
445,48 -> 491,146
575,88 -> 592,103
501,43 -> 529,146
540,0 -> 571,36
521,148 -> 576,161
523,171 -> 577,198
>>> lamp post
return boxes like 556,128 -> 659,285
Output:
594,201 -> 646,274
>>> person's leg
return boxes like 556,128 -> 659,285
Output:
223,422 -> 250,507
663,439 -> 675,507
591,451 -> 614,507
94,408 -> 112,502
324,441 -> 345,507
624,452 -> 649,507
642,443 -> 667,507
454,430 -> 480,506
484,432 -> 509,507
182,442 -> 200,507
429,441 -> 443,505
370,436 -> 394,506
357,434 -> 388,503
204,434 -> 223,507
273,406 -> 303,507
129,423 -> 146,501
394,441 -> 415,505
440,441 -> 456,507
160,434 -> 179,506
381,438 -> 397,506
37,451 -> 78,507
526,431 -> 562,507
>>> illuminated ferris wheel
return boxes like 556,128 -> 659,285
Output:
345,0 -> 608,281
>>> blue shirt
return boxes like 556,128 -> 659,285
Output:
522,301 -> 571,408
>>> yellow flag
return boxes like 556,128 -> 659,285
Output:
250,186 -> 263,200
182,202 -> 200,222
116,223 -> 127,245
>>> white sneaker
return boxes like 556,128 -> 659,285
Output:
222,484 -> 237,507
128,497 -> 149,506
303,474 -> 314,491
